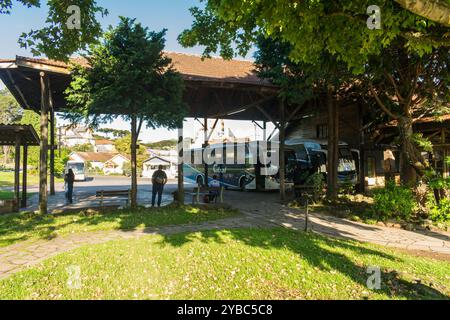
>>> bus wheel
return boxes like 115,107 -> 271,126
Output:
239,178 -> 246,191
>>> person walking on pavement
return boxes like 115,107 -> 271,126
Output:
65,169 -> 75,205
151,165 -> 168,207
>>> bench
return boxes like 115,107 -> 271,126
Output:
186,186 -> 224,204
95,189 -> 131,208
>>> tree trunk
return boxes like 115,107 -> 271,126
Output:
130,115 -> 138,209
398,116 -> 418,186
394,0 -> 450,27
327,87 -> 339,201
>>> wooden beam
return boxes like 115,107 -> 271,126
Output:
204,117 -> 209,186
39,72 -> 49,214
279,100 -> 286,202
6,70 -> 31,110
49,94 -> 55,196
21,144 -> 28,208
177,127 -> 185,204
209,96 -> 274,119
206,118 -> 219,142
14,134 -> 21,212
326,87 -> 339,201
256,105 -> 280,129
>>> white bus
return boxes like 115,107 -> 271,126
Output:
65,161 -> 87,181
183,141 -> 289,191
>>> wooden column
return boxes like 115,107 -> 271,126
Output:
14,135 -> 21,212
442,129 -> 448,178
203,117 -> 209,186
39,72 -> 49,214
49,107 -> 55,195
130,114 -> 138,209
279,100 -> 286,202
358,105 -> 366,194
327,87 -> 339,201
177,127 -> 185,204
21,144 -> 28,208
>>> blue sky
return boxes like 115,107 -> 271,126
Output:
0,1 -> 270,143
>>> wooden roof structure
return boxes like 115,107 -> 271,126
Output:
0,124 -> 40,146
0,53 -> 282,121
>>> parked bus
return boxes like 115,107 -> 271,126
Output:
65,161 -> 87,181
285,138 -> 358,186
183,141 -> 293,191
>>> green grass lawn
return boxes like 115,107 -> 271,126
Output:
0,227 -> 448,300
0,190 -> 37,201
0,171 -> 64,188
0,190 -> 14,200
0,205 -> 240,247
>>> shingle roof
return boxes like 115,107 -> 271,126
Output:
70,152 -> 118,162
2,52 -> 270,86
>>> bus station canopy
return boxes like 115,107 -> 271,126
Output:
0,53 -> 282,122
0,124 -> 40,146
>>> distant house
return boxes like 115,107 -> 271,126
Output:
59,125 -> 95,147
104,154 -> 130,175
142,155 -> 177,179
94,139 -> 116,153
69,152 -> 130,175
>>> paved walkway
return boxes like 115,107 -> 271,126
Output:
1,190 -> 449,280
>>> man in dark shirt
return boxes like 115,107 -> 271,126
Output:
65,169 -> 75,205
151,165 -> 168,207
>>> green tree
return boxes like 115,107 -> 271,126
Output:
71,143 -> 94,152
66,17 -> 186,208
179,0 -> 450,186
98,128 -> 129,138
0,0 -> 107,60
394,0 -> 450,26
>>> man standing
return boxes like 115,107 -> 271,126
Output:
151,165 -> 168,207
65,169 -> 75,205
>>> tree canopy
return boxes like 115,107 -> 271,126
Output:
179,0 -> 449,74
65,17 -> 187,207
0,0 -> 107,60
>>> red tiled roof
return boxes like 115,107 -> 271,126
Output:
95,139 -> 114,145
70,152 -> 117,162
3,52 -> 270,86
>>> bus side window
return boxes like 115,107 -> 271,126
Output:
297,144 -> 309,162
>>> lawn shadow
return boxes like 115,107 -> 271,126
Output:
155,227 -> 449,300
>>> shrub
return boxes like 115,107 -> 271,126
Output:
427,196 -> 450,223
373,181 -> 417,221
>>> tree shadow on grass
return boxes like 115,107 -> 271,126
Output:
0,205 -> 238,246
155,228 -> 450,300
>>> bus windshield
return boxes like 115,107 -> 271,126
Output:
68,163 -> 85,174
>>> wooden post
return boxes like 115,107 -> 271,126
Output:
177,127 -> 185,204
358,105 -> 366,194
50,107 -> 55,196
327,86 -> 339,201
130,114 -> 138,209
442,129 -> 448,178
21,144 -> 28,208
279,99 -> 286,202
39,72 -> 49,214
14,134 -> 21,212
204,117 -> 209,186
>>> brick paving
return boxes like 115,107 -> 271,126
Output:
0,190 -> 449,280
